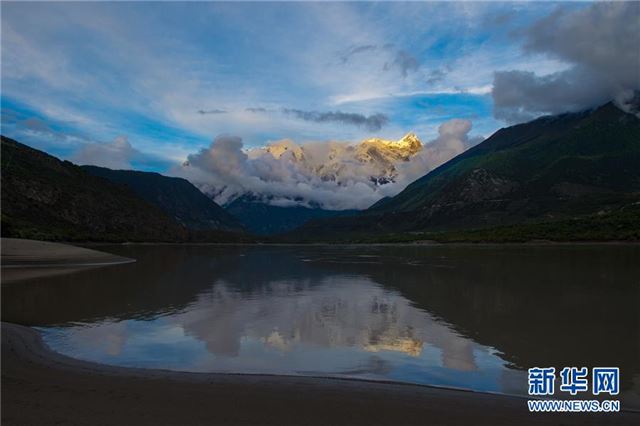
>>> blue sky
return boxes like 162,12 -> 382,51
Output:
1,2 -> 592,172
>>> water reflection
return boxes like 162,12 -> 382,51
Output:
2,244 -> 639,402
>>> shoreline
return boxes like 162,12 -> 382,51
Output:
2,322 -> 638,425
81,240 -> 640,247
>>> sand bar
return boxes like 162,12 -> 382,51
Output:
1,238 -> 134,283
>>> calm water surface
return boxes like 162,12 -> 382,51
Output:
2,244 -> 639,404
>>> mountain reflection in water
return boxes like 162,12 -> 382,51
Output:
2,244 -> 638,403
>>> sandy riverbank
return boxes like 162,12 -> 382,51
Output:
2,322 -> 638,426
1,238 -> 134,283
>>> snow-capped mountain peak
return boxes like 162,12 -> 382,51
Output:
179,132 -> 430,210
362,132 -> 422,150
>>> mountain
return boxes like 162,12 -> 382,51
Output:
311,132 -> 423,185
205,133 -> 422,234
185,132 -> 424,212
225,195 -> 356,235
258,132 -> 423,187
295,102 -> 640,240
81,166 -> 243,231
1,136 -> 187,242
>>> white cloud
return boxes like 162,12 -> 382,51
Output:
395,119 -> 482,187
72,136 -> 139,170
174,119 -> 479,210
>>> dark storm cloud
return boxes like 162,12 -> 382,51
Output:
282,109 -> 389,132
492,69 -> 610,123
492,2 -> 640,123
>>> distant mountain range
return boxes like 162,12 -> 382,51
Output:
296,101 -> 640,241
1,137 -> 245,242
225,195 -> 357,235
3,100 -> 638,243
206,132 -> 423,234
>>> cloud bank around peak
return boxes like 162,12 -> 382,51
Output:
174,119 -> 480,210
492,2 -> 640,123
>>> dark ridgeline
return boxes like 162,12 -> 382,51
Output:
295,101 -> 640,242
226,194 -> 357,235
0,136 -> 248,242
